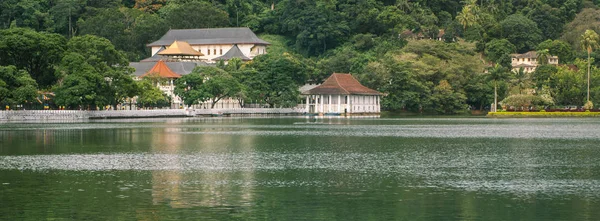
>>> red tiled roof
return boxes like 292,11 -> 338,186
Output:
303,73 -> 381,95
141,60 -> 182,79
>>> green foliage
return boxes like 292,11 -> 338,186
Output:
136,78 -> 169,108
0,65 -> 38,106
174,71 -> 206,107
244,53 -> 310,107
488,111 -> 600,117
430,80 -> 468,114
195,66 -> 242,108
0,28 -> 67,88
561,8 -> 600,51
163,1 -> 229,29
54,35 -> 137,109
537,39 -> 574,63
499,14 -> 543,53
485,39 -> 516,68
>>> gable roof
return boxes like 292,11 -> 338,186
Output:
214,45 -> 251,61
303,73 -> 382,95
141,46 -> 168,62
512,51 -> 558,59
148,27 -> 270,47
140,60 -> 182,79
158,41 -> 204,56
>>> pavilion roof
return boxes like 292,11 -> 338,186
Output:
303,73 -> 382,95
140,60 -> 182,79
158,41 -> 204,56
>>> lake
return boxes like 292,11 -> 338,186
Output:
1,117 -> 600,220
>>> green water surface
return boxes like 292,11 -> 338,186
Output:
1,117 -> 600,220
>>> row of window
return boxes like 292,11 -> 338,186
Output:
512,58 -> 558,63
199,48 -> 223,56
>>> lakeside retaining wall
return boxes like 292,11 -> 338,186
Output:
0,108 -> 306,121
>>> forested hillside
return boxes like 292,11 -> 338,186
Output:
2,0 -> 600,113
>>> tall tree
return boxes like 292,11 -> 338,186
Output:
0,65 -> 38,107
536,49 -> 550,65
488,64 -> 509,112
499,14 -> 543,53
580,29 -> 600,103
0,28 -> 66,88
164,1 -> 229,29
456,0 -> 479,31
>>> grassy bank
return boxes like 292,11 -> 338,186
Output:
487,111 -> 600,118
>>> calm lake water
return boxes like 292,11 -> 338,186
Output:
1,117 -> 600,220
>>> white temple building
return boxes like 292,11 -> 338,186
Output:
302,73 -> 382,115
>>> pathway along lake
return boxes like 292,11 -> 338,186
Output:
1,117 -> 600,220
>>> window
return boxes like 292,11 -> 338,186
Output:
220,49 -> 223,55
214,49 -> 216,55
208,49 -> 210,55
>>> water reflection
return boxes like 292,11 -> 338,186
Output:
2,118 -> 600,220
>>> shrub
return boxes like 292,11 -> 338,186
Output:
584,101 -> 594,110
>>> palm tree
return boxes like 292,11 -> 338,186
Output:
488,64 -> 509,112
456,5 -> 479,31
536,49 -> 550,65
456,0 -> 479,31
580,29 -> 600,103
512,67 -> 529,94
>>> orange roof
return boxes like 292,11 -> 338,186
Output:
141,60 -> 181,79
303,73 -> 381,95
158,41 -> 204,56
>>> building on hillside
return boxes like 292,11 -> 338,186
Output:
301,73 -> 382,115
133,60 -> 240,109
147,27 -> 270,62
511,51 -> 558,73
129,28 -> 269,109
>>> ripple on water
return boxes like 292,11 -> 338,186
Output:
1,152 -> 600,197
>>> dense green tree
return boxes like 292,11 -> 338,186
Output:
55,35 -> 137,109
193,66 -> 242,108
53,53 -> 108,109
163,1 -> 229,29
244,53 -> 309,107
485,39 -> 516,68
532,64 -> 558,89
561,8 -> 600,51
549,65 -> 585,105
174,71 -> 207,108
0,28 -> 66,88
499,14 -> 543,53
430,80 -> 468,114
536,39 -> 574,64
50,0 -> 86,38
0,65 -> 38,107
136,78 -> 169,108
527,3 -> 564,40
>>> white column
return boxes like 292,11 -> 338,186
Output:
337,95 -> 341,113
320,95 -> 324,113
348,95 -> 352,113
305,96 -> 309,113
328,95 -> 332,113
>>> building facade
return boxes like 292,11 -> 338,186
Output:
511,51 -> 558,73
129,28 -> 270,109
147,27 -> 269,62
302,73 -> 382,115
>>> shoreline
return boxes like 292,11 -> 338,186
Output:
487,111 -> 600,118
